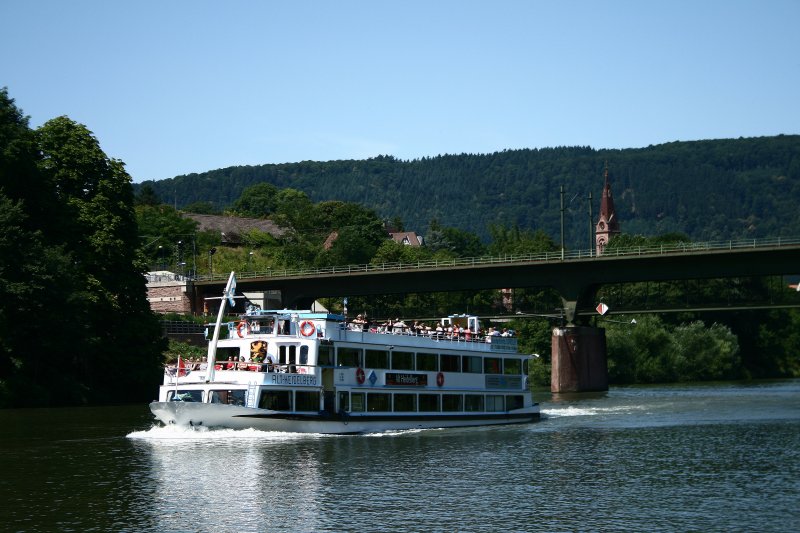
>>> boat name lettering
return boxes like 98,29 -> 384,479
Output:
270,374 -> 318,386
385,373 -> 428,386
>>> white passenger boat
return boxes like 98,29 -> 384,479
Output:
149,273 -> 540,434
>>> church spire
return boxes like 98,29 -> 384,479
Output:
595,162 -> 620,255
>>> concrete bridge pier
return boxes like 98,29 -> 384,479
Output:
551,284 -> 608,393
551,326 -> 609,393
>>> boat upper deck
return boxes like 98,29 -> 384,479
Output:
225,310 -> 519,353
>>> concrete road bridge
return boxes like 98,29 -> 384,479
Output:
187,237 -> 800,393
192,237 -> 800,320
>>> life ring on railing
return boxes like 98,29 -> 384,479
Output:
299,320 -> 316,337
356,367 -> 365,384
436,371 -> 445,387
236,321 -> 249,338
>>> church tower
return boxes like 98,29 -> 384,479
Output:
595,164 -> 620,255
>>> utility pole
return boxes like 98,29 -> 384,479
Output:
588,191 -> 594,257
560,185 -> 565,260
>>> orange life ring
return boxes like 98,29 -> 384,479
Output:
299,320 -> 316,337
236,321 -> 249,338
436,371 -> 445,387
356,367 -> 365,384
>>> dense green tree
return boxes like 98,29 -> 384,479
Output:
273,188 -> 314,233
35,116 -> 165,403
135,204 -> 199,267
232,182 -> 278,218
0,192 -> 83,404
426,225 -> 486,257
134,184 -> 160,206
487,224 -> 558,255
604,315 -> 740,384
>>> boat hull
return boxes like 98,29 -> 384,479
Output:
150,401 -> 540,434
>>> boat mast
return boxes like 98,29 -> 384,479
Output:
206,271 -> 237,383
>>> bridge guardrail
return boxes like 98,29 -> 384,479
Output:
194,236 -> 800,282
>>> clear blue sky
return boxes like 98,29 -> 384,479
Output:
2,0 -> 798,183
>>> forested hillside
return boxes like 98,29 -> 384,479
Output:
139,135 -> 800,248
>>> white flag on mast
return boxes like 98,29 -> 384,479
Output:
227,274 -> 237,308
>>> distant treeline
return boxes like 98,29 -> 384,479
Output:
139,135 -> 800,248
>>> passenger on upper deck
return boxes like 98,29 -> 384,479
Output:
352,314 -> 368,331
392,318 -> 406,334
264,353 -> 276,372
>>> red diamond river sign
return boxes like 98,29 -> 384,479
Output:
596,303 -> 609,315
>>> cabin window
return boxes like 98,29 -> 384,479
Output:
253,317 -> 274,334
338,391 -> 350,412
416,352 -> 438,371
523,359 -> 529,375
337,347 -> 363,367
507,395 -> 524,410
442,394 -> 462,412
504,358 -> 521,375
465,394 -> 485,412
209,389 -> 246,406
295,391 -> 320,412
419,394 -> 440,412
367,393 -> 391,412
278,345 -> 298,372
299,345 -> 309,365
391,351 -> 414,370
365,349 -> 389,369
463,355 -> 482,373
393,393 -> 417,412
167,390 -> 203,402
440,354 -> 461,372
351,392 -> 366,412
483,357 -> 501,374
259,390 -> 292,411
318,345 -> 334,366
486,395 -> 505,412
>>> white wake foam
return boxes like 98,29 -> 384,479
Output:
126,425 -> 321,441
542,404 -> 647,418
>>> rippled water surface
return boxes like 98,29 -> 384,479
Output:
1,381 -> 798,532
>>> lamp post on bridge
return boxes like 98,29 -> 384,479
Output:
208,247 -> 217,279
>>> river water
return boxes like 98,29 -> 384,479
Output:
1,380 -> 798,532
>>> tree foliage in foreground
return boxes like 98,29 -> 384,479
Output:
0,88 -> 164,407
